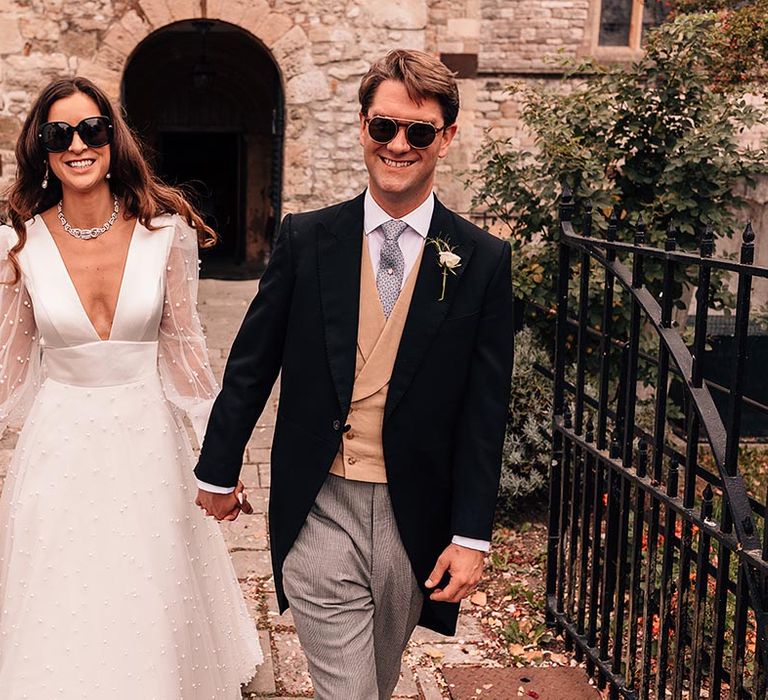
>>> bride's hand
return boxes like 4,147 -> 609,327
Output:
235,480 -> 253,515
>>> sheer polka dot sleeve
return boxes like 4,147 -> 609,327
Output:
157,217 -> 219,446
0,225 -> 40,437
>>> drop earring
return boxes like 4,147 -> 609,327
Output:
105,172 -> 111,180
41,162 -> 49,190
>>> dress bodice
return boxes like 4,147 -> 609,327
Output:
19,216 -> 168,348
0,214 -> 218,443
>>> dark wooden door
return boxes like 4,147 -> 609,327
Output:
157,131 -> 244,274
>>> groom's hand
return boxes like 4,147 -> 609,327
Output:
195,481 -> 250,521
425,543 -> 485,603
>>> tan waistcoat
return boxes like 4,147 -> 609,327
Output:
329,243 -> 424,483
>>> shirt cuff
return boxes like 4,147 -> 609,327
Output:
196,479 -> 236,494
451,535 -> 491,552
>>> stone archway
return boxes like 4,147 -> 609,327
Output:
122,19 -> 283,278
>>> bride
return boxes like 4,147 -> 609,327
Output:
0,77 -> 262,698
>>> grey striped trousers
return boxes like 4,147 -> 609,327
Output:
282,473 -> 424,699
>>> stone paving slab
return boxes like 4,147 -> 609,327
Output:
220,512 -> 269,550
247,487 -> 270,514
240,463 -> 262,489
393,662 -> 420,697
273,630 -> 314,697
441,666 -> 601,700
232,549 -> 274,580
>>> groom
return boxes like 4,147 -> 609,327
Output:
195,49 -> 514,699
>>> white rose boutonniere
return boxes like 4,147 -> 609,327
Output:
439,251 -> 462,269
430,237 -> 461,301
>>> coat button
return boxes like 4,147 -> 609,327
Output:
333,420 -> 341,431
343,423 -> 352,433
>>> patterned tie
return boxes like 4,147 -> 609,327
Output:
376,219 -> 407,318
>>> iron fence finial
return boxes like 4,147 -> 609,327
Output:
607,207 -> 618,242
559,186 -> 575,223
666,459 -> 680,498
741,221 -> 755,265
634,217 -> 647,247
610,430 -> 621,459
637,439 -> 649,477
584,201 -> 593,238
701,485 -> 714,521
700,225 -> 715,258
665,226 -> 678,252
564,403 -> 573,429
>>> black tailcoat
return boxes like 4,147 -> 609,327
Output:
196,193 -> 514,634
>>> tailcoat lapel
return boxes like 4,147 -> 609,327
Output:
317,193 -> 365,415
385,199 -> 476,420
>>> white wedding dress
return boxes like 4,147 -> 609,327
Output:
0,214 -> 262,698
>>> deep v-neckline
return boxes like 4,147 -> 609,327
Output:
40,217 -> 139,342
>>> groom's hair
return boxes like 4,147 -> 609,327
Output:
359,49 -> 460,127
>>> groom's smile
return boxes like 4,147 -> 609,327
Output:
380,156 -> 415,168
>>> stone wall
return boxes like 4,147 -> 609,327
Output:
479,0 -> 591,73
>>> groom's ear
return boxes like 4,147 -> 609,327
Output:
359,111 -> 367,147
438,123 -> 458,159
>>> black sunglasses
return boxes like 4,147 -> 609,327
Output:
38,116 -> 113,153
365,116 -> 446,149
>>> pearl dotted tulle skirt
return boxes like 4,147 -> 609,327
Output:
0,374 -> 262,698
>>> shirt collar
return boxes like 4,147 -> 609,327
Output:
363,189 -> 434,239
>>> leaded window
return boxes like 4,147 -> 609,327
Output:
598,0 -> 668,49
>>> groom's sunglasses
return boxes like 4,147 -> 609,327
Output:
38,116 -> 113,153
365,116 -> 446,150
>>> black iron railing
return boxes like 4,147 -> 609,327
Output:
546,188 -> 768,699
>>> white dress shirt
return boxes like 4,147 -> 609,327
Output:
363,188 -> 431,280
198,190 -> 490,553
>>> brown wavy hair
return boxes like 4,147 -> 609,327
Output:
4,76 -> 216,283
359,50 -> 460,127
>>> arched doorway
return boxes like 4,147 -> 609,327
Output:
122,20 -> 283,278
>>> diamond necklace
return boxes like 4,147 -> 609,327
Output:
57,194 -> 119,240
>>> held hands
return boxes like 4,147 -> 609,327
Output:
425,543 -> 485,603
195,481 -> 253,521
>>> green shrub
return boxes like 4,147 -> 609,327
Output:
469,12 -> 767,364
670,0 -> 768,86
498,327 -> 552,518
